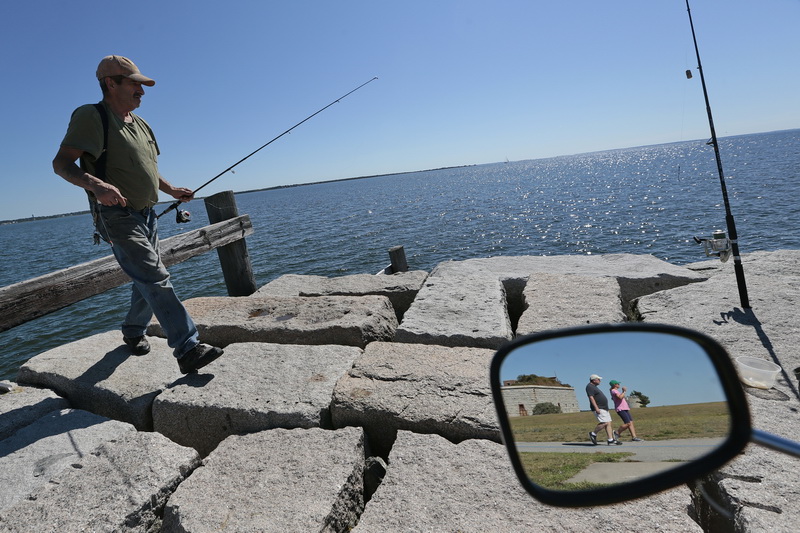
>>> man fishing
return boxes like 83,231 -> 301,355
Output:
52,55 -> 224,374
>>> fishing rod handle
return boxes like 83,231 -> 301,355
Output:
157,200 -> 180,219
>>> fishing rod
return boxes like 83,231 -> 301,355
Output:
685,0 -> 750,309
158,76 -> 379,221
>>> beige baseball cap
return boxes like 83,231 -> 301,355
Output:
96,55 -> 155,86
589,374 -> 602,381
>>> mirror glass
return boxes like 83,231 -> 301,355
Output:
495,331 -> 732,492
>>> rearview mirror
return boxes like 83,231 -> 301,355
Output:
489,323 -> 753,507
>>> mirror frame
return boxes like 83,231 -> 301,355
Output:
490,322 -> 752,507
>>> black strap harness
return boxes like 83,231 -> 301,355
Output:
79,103 -> 186,238
78,103 -> 109,244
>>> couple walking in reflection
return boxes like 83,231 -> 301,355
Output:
586,374 -> 643,446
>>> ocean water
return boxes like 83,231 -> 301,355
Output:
2,129 -> 799,379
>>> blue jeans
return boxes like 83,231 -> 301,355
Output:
97,205 -> 199,358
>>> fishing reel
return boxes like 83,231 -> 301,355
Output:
694,229 -> 731,262
156,201 -> 192,223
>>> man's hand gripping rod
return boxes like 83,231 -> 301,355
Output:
158,77 -> 379,222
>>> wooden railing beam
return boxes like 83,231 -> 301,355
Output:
0,215 -> 253,333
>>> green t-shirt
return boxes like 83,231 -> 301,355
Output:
61,102 -> 161,210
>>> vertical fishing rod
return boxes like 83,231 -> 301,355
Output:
158,76 -> 379,220
685,0 -> 750,309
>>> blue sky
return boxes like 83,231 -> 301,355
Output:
1,1 -> 798,221
497,330 -> 729,410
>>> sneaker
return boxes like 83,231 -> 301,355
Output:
123,336 -> 150,355
588,432 -> 597,445
632,437 -> 644,442
608,439 -> 623,445
613,430 -> 621,441
178,344 -> 224,374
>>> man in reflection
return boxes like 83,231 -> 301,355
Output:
609,380 -> 644,442
586,374 -> 622,445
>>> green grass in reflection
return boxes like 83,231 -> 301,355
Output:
510,402 -> 729,442
519,452 -> 634,490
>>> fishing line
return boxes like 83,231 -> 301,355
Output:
157,76 -> 379,222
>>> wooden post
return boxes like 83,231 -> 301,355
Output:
204,191 -> 257,296
388,245 -> 408,273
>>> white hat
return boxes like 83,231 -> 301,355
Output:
589,374 -> 602,381
96,55 -> 155,86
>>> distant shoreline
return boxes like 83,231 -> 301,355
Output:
234,164 -> 476,196
7,126 -> 798,226
0,164 -> 476,226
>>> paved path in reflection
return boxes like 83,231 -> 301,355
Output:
518,438 -> 726,484
516,437 -> 725,462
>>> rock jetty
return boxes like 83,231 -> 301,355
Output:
1,251 -> 798,532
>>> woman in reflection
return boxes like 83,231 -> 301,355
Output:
609,380 -> 643,442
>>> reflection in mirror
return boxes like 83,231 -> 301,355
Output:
496,331 -> 731,492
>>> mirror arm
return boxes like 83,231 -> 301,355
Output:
751,429 -> 800,459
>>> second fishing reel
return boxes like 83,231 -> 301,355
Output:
694,229 -> 732,262
175,208 -> 191,223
